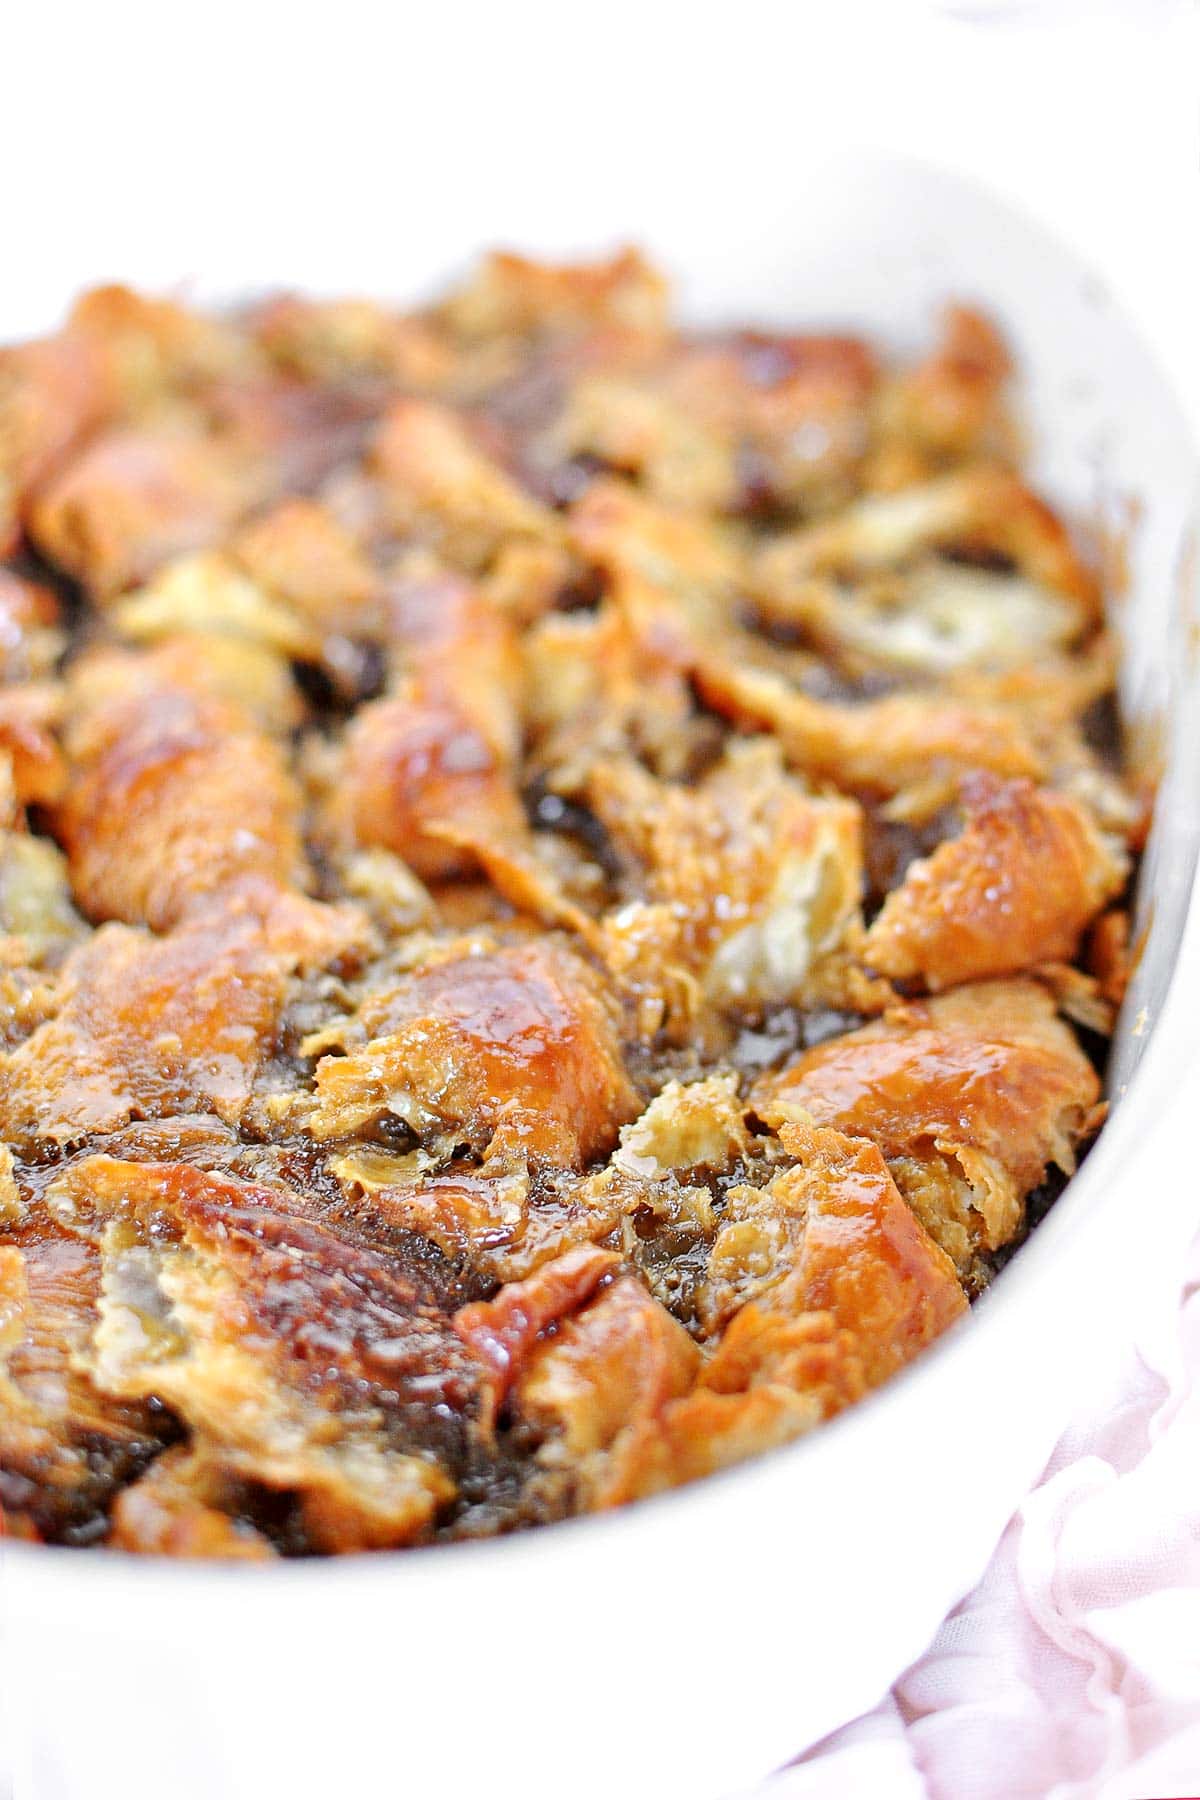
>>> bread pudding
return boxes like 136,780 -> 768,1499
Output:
0,253 -> 1141,1556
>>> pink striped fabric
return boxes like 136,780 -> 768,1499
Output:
746,1230 -> 1200,1799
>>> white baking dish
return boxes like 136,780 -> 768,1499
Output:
2,156 -> 1197,1800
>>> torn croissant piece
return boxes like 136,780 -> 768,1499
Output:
710,1117 -> 967,1388
454,1244 -> 622,1403
693,653 -> 1045,796
541,373 -> 740,513
0,879 -> 368,1148
0,1228 -> 177,1542
0,827 -> 86,962
27,423 -> 255,599
640,1122 -> 968,1499
380,568 -> 525,751
308,937 -> 640,1169
511,1274 -> 703,1506
101,626 -> 304,736
247,291 -> 458,387
560,1074 -> 756,1321
587,739 -> 864,1011
872,304 -> 1015,466
230,496 -> 381,649
752,560 -> 1086,684
757,464 -> 1101,618
523,580 -> 698,786
333,691 -> 527,883
612,1073 -> 755,1185
426,820 -> 606,951
332,1152 -> 535,1274
0,331 -> 116,550
0,932 -> 62,1051
482,537 -> 578,624
568,476 -> 744,631
53,642 -> 307,929
652,329 -> 880,512
460,1065 -> 752,1324
112,550 -> 326,669
109,1447 -> 277,1561
946,628 -> 1119,727
438,246 -> 671,347
520,1119 -> 964,1505
371,397 -> 561,571
45,1158 -> 489,1552
333,1139 -> 631,1292
66,284 -> 263,399
326,569 -> 527,883
863,775 -> 1129,989
751,979 -> 1101,1286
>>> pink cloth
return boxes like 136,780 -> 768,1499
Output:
749,1234 -> 1200,1800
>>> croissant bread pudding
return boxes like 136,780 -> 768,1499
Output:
0,253 -> 1143,1558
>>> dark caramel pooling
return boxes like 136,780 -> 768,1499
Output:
0,253 -> 1138,1554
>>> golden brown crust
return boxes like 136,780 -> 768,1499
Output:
716,1118 -> 967,1390
692,655 -> 1047,797
863,776 -> 1128,989
309,938 -> 640,1168
46,1157 -> 488,1551
0,882 -> 366,1147
55,645 -> 306,929
752,980 -> 1100,1282
324,571 -> 526,882
454,1245 -> 622,1402
586,740 -> 864,1014
527,1119 -> 965,1504
247,292 -> 457,387
651,331 -> 879,512
28,425 -> 252,598
513,1275 -> 702,1504
757,465 -> 1100,616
